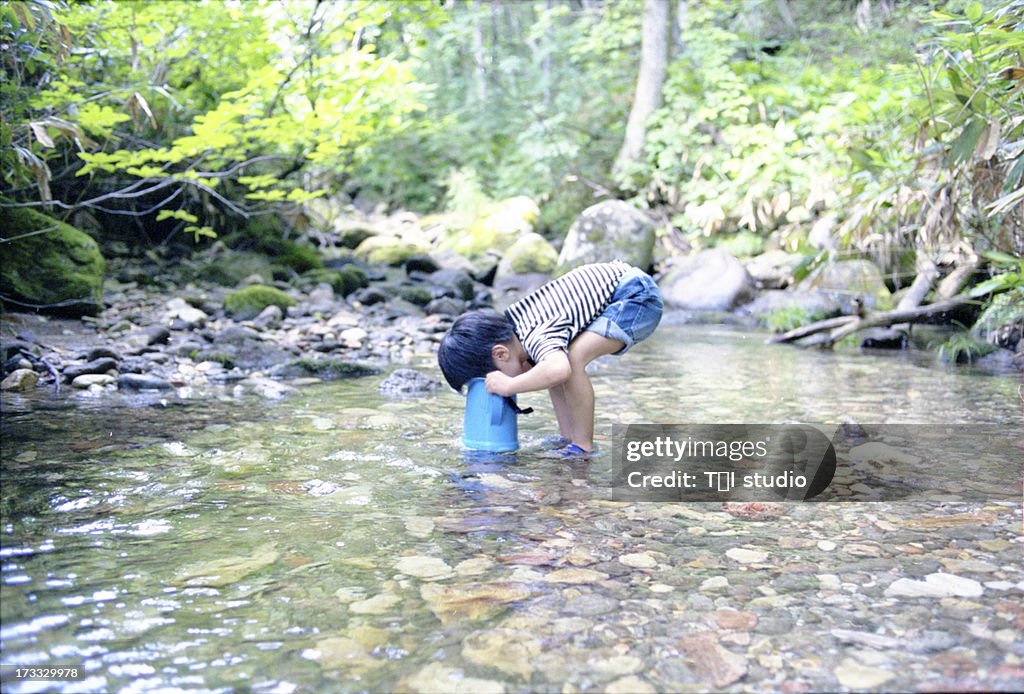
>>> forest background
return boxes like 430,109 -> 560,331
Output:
1,0 -> 1022,346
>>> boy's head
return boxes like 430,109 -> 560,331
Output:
437,309 -> 515,392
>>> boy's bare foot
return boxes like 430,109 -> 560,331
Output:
538,443 -> 592,460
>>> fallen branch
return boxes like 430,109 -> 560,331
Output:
768,296 -> 973,347
825,296 -> 971,346
766,316 -> 857,344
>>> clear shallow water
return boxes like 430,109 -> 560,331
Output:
1,325 -> 1021,693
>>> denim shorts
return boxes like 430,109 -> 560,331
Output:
585,266 -> 663,354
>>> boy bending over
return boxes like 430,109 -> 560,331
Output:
438,260 -> 663,458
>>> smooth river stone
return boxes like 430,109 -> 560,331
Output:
462,629 -> 542,679
348,592 -> 400,615
726,547 -> 768,564
678,634 -> 748,688
394,555 -> 453,579
884,572 -> 984,598
400,662 -> 505,694
619,552 -> 658,569
833,658 -> 894,689
605,676 -> 657,694
420,582 -> 531,624
542,567 -> 609,584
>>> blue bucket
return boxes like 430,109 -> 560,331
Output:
461,377 -> 520,452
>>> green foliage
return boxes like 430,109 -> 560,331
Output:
4,0 -> 427,240
765,306 -> 814,333
223,284 -> 296,319
712,231 -> 765,258
937,331 -> 998,364
973,286 -> 1024,333
640,0 -> 929,247
3,0 -> 1019,276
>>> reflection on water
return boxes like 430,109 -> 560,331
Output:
1,325 -> 1021,692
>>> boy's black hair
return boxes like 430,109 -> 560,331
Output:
437,309 -> 515,392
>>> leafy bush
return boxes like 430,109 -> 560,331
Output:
937,332 -> 998,364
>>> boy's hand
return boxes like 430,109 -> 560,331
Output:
485,370 -> 516,397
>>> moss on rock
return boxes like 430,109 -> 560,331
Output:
0,208 -> 105,316
224,284 -> 296,320
301,266 -> 368,297
451,196 -> 540,258
399,285 -> 434,306
555,200 -> 656,276
272,358 -> 381,380
354,236 -> 429,266
497,232 -> 558,277
200,250 -> 276,287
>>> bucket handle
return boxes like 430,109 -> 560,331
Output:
490,396 -> 533,425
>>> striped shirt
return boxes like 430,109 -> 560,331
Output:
505,260 -> 629,364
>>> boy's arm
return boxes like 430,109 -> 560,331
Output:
485,351 -> 570,397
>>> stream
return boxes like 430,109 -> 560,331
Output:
2,325 -> 1021,692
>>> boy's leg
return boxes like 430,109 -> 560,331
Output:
564,332 -> 625,451
548,383 -> 574,439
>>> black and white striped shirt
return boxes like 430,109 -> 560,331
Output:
505,260 -> 629,364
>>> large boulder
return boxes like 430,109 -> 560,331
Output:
660,249 -> 757,311
799,259 -> 893,313
556,200 -> 656,275
744,250 -> 805,290
450,196 -> 540,258
496,232 -> 558,279
740,289 -> 842,321
353,235 -> 430,266
0,208 -> 105,316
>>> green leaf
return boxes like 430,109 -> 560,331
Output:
155,209 -> 199,223
949,117 -> 986,164
981,251 -> 1024,268
965,2 -> 983,23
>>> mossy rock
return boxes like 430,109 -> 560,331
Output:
496,232 -> 558,277
399,285 -> 434,306
0,208 -> 105,316
276,242 -> 322,273
451,196 -> 540,258
271,358 -> 381,380
800,259 -> 894,312
226,216 -> 324,273
224,284 -> 297,320
301,266 -> 369,297
200,251 -> 276,287
556,200 -> 656,276
354,236 -> 429,266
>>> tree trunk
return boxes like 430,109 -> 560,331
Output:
470,0 -> 487,104
612,0 -> 670,178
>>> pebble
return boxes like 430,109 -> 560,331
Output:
394,555 -> 454,580
700,576 -> 730,592
884,573 -> 984,598
833,658 -> 895,688
71,373 -> 116,388
726,547 -> 769,564
619,552 -> 658,569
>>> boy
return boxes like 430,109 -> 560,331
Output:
437,259 -> 663,458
